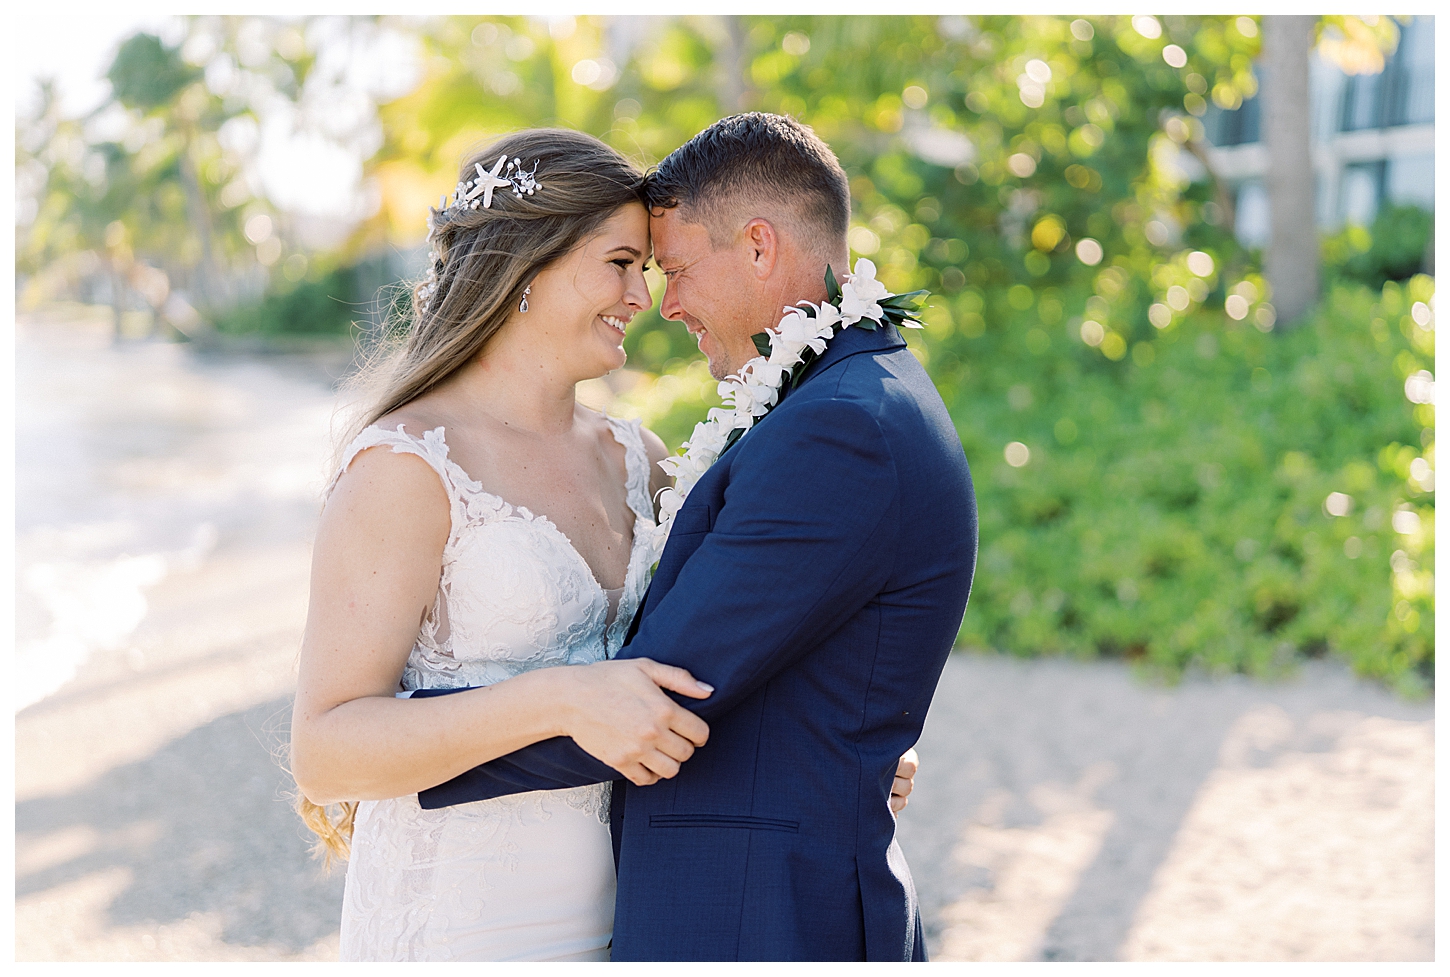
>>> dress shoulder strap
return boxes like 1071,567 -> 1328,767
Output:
327,425 -> 465,521
604,415 -> 655,524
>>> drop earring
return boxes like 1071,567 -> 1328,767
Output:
519,285 -> 531,313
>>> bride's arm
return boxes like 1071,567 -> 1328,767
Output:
290,446 -> 709,806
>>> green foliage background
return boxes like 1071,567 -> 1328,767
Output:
954,277 -> 1434,694
15,15 -> 1435,692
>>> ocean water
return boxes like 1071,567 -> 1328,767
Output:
14,313 -> 348,711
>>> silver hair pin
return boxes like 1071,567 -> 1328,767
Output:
519,285 -> 531,314
433,156 -> 545,236
420,157 -> 544,316
418,250 -> 442,315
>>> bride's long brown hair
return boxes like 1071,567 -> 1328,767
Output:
295,129 -> 645,865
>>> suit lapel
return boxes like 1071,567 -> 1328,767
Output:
623,580 -> 650,644
796,320 -> 907,386
718,321 -> 907,460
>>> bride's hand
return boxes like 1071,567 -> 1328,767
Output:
889,748 -> 919,814
556,658 -> 712,786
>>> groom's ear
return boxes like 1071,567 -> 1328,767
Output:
740,218 -> 779,280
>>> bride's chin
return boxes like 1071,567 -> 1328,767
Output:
579,350 -> 627,382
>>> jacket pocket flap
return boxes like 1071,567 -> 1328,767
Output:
649,814 -> 799,832
668,504 -> 712,536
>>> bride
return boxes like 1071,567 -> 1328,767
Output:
290,129 -> 710,961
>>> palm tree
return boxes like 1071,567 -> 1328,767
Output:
1261,15 -> 1318,327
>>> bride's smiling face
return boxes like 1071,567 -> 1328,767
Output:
518,202 -> 653,380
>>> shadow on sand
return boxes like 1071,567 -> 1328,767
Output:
16,697 -> 343,953
897,654 -> 1433,961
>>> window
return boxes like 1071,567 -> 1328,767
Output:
1204,68 -> 1262,147
1339,16 -> 1434,131
1234,180 -> 1271,247
1339,162 -> 1384,226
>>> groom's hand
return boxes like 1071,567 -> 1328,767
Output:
890,748 -> 919,814
558,658 -> 713,786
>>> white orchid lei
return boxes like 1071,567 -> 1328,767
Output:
652,258 -> 928,543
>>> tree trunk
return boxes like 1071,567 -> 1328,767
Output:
1184,137 -> 1237,238
1262,15 -> 1319,327
712,15 -> 749,114
176,136 -> 221,310
110,263 -> 127,345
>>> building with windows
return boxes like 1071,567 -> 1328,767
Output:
1203,16 -> 1433,246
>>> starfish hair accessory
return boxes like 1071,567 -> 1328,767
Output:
419,155 -> 545,313
437,155 -> 544,226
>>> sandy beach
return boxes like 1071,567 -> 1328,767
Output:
13,313 -> 1434,961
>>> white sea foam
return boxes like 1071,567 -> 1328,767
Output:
15,316 -> 339,709
16,553 -> 167,711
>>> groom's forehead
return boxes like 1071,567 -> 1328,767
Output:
648,209 -> 708,262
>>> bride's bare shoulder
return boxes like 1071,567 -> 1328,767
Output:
371,404 -> 448,442
329,442 -> 449,512
328,406 -> 453,525
314,431 -> 450,596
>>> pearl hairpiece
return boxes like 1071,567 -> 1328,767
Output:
434,155 -> 544,227
419,155 -> 546,314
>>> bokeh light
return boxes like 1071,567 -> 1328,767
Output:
1075,238 -> 1104,266
781,31 -> 810,56
1393,509 -> 1422,534
1187,251 -> 1215,277
1132,15 -> 1162,39
1403,370 -> 1435,404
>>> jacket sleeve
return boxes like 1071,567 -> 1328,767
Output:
418,397 -> 898,807
417,736 -> 620,809
402,688 -> 615,808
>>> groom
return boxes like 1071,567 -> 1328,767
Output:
420,113 -> 976,961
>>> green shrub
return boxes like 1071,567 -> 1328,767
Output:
954,276 -> 1435,694
1323,204 -> 1433,288
213,265 -> 386,335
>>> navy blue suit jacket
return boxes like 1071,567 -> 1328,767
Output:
419,322 -> 977,961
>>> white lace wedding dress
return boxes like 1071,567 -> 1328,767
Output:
331,418 -> 662,962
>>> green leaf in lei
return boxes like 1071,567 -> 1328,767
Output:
881,289 -> 930,310
825,264 -> 843,305
788,352 -> 818,388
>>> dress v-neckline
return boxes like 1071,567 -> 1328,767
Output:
418,422 -> 648,605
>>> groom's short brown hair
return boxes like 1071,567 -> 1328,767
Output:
644,113 -> 850,254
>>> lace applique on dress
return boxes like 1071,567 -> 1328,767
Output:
328,420 -> 658,693
333,418 -> 659,961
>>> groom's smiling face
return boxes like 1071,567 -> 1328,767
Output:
650,207 -> 770,381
